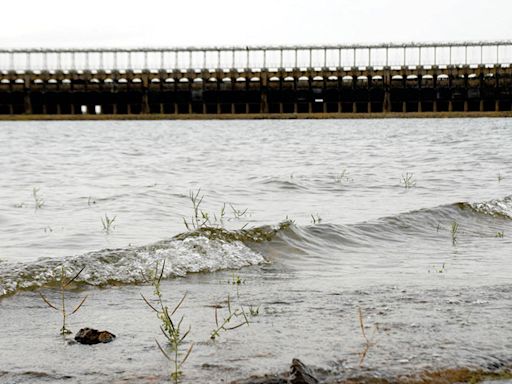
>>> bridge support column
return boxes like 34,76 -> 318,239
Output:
337,101 -> 342,113
417,75 -> 422,112
402,101 -> 407,113
260,74 -> 269,114
383,69 -> 391,113
495,70 -> 500,112
24,93 -> 32,114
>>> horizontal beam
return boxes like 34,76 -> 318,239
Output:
1,40 -> 512,53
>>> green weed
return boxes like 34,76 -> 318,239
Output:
39,266 -> 88,335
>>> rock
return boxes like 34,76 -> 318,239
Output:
289,359 -> 319,384
74,328 -> 116,345
230,359 -> 318,384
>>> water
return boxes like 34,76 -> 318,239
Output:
0,119 -> 511,383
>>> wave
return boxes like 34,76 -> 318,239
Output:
1,196 -> 510,298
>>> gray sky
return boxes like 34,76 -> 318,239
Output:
1,0 -> 511,48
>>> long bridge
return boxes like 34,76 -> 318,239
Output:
0,41 -> 511,118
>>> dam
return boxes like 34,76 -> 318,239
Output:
0,41 -> 511,118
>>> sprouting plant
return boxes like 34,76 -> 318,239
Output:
497,173 -> 504,182
141,261 -> 193,383
228,273 -> 243,285
101,213 -> 116,233
311,214 -> 322,224
334,169 -> 351,183
429,263 -> 446,273
451,221 -> 459,245
210,294 -> 250,340
87,196 -> 96,206
39,266 -> 88,335
496,231 -> 504,238
436,223 -> 442,232
33,187 -> 44,209
230,204 -> 248,220
43,226 -> 53,233
249,305 -> 260,317
400,172 -> 416,189
357,308 -> 378,367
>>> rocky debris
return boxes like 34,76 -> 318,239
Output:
231,359 -> 319,384
74,328 -> 116,345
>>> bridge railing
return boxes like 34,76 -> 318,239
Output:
0,41 -> 511,72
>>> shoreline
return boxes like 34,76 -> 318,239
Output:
0,111 -> 511,121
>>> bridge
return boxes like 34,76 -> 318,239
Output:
0,41 -> 511,118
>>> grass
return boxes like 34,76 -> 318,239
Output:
400,172 -> 416,189
101,213 -> 117,233
39,266 -> 88,335
141,260 -> 193,383
210,293 -> 250,340
32,187 -> 45,210
357,308 -> 378,367
311,214 -> 322,224
451,221 -> 459,245
496,231 -> 504,238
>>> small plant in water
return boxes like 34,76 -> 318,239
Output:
141,261 -> 193,383
451,221 -> 459,245
400,172 -> 416,189
497,173 -> 504,182
310,214 -> 322,224
101,213 -> 116,233
210,294 -> 250,340
496,231 -> 504,238
39,266 -> 88,335
429,263 -> 446,274
32,187 -> 44,209
357,308 -> 378,367
249,305 -> 260,317
334,169 -> 351,183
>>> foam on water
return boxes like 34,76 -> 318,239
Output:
0,236 -> 265,297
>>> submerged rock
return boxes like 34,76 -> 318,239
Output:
289,359 -> 319,384
231,359 -> 318,384
74,328 -> 116,345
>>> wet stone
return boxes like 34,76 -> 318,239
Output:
74,327 -> 116,345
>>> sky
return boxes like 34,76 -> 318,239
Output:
1,0 -> 511,49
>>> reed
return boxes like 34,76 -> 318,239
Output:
39,266 -> 88,335
357,308 -> 378,367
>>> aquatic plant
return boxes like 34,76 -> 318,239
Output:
429,263 -> 446,274
357,308 -> 378,367
101,213 -> 116,233
249,305 -> 260,317
311,214 -> 322,224
32,187 -> 44,209
497,173 -> 504,182
210,294 -> 250,340
87,196 -> 96,206
39,266 -> 88,335
334,169 -> 351,183
400,172 -> 416,189
451,221 -> 459,245
141,261 -> 193,383
496,231 -> 504,238
230,204 -> 249,220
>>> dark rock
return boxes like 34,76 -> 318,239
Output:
230,359 -> 318,384
289,359 -> 319,384
74,327 -> 116,345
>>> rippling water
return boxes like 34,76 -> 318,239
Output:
0,119 -> 511,383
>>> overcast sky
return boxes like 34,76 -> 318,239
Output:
1,0 -> 510,48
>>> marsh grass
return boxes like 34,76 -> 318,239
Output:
496,231 -> 504,238
39,266 -> 88,335
334,169 -> 351,183
400,172 -> 416,189
101,214 -> 116,233
311,214 -> 322,224
210,294 -> 250,340
32,187 -> 44,210
141,261 -> 193,383
451,221 -> 459,245
357,308 -> 378,367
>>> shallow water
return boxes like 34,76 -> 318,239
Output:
0,119 -> 511,383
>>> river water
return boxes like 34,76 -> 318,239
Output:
0,119 -> 511,383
